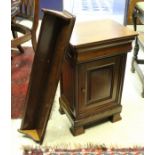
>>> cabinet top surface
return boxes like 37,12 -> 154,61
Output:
70,19 -> 138,47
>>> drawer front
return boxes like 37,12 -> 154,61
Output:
78,54 -> 126,118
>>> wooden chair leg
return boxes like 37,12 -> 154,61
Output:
141,85 -> 144,98
17,45 -> 25,53
12,29 -> 25,53
12,29 -> 18,38
31,34 -> 37,52
131,37 -> 139,73
131,8 -> 139,73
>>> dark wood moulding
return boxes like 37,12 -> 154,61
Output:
18,9 -> 75,144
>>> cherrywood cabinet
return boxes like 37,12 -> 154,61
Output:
59,20 -> 137,136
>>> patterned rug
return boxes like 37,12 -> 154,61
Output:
23,146 -> 144,155
11,47 -> 34,118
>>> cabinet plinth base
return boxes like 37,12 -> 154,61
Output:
70,126 -> 85,136
59,97 -> 122,136
110,113 -> 122,123
59,106 -> 65,115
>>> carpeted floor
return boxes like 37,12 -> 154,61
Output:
11,47 -> 34,118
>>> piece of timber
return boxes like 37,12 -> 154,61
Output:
18,9 -> 75,144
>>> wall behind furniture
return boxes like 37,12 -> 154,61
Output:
40,0 -> 63,18
63,0 -> 129,25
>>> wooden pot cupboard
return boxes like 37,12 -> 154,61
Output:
59,20 -> 137,136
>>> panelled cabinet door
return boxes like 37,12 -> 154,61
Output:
77,55 -> 125,118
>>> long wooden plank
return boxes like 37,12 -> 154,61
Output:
18,9 -> 75,144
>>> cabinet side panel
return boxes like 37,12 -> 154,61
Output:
61,58 -> 75,112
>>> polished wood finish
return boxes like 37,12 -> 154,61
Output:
59,20 -> 137,136
19,9 -> 75,144
11,0 -> 39,53
131,2 -> 144,97
127,0 -> 143,25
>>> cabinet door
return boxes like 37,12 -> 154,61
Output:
78,55 -> 126,118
